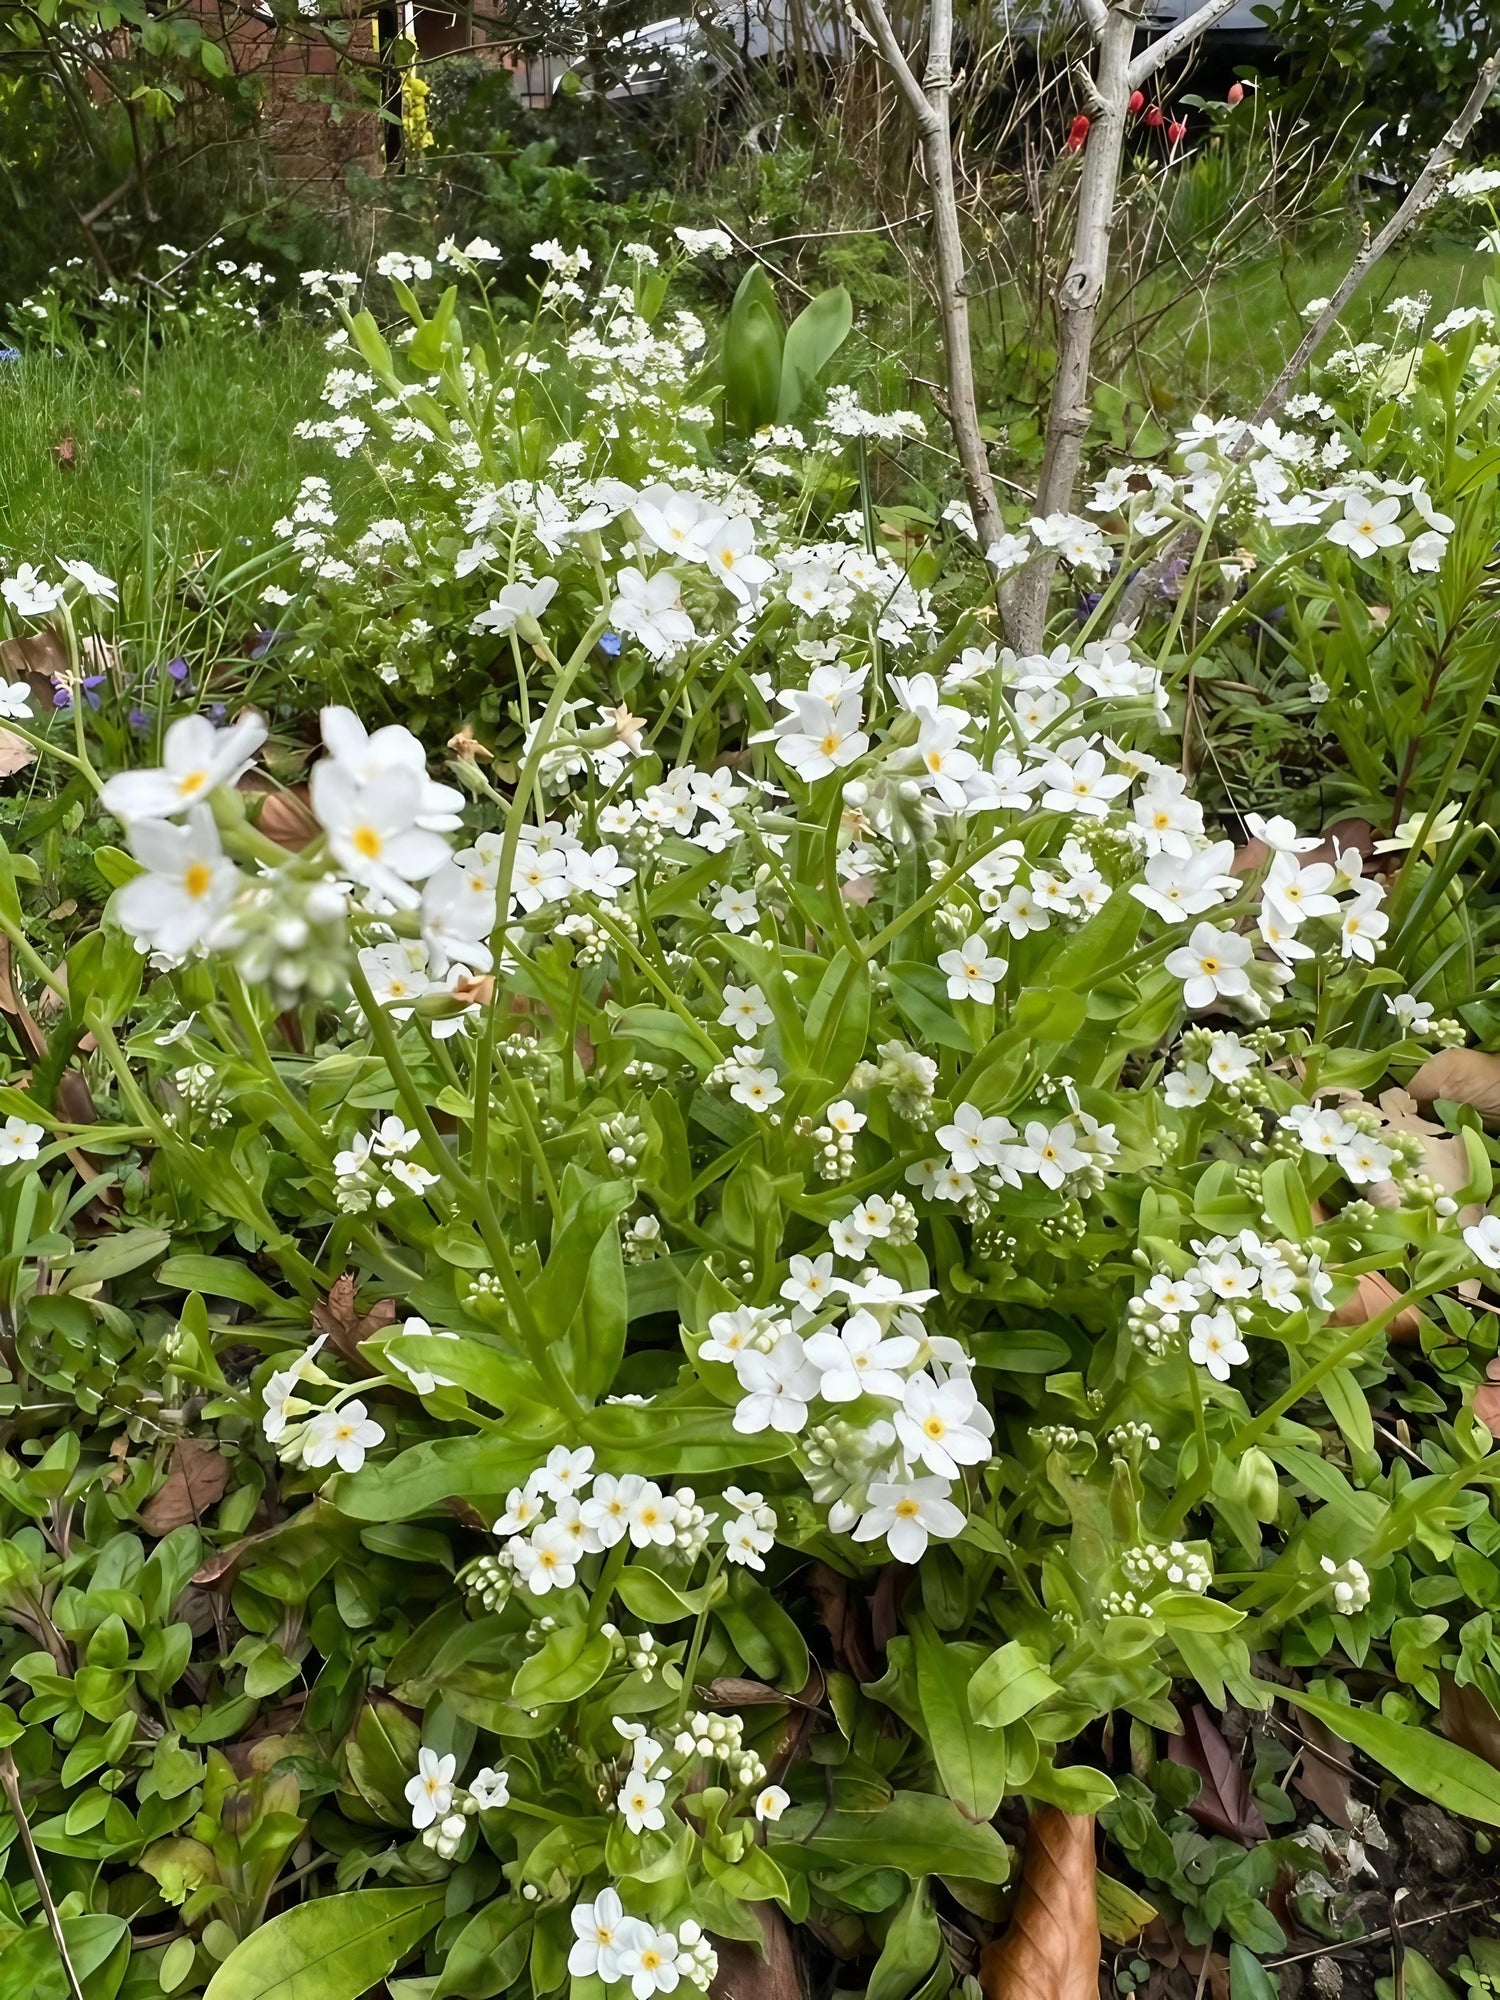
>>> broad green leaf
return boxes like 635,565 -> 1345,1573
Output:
155,1255 -> 303,1317
866,1879 -> 940,2000
968,1640 -> 1061,1729
1023,1760 -> 1117,1813
203,1886 -> 443,2000
1281,1684 -> 1500,1827
534,1181 -> 634,1346
434,1899 -> 531,2000
723,265 -> 784,434
777,285 -> 853,422
773,1792 -> 1011,1883
513,1626 -> 613,1706
911,1617 -> 1007,1818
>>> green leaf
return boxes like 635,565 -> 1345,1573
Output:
433,1899 -> 531,2000
203,1887 -> 443,2000
866,1880 -> 941,2000
723,266 -> 784,434
886,965 -> 972,1053
777,285 -> 853,422
1023,1761 -> 1117,1813
1154,1595 -> 1246,1633
512,1626 -> 613,1707
968,1641 -> 1060,1729
1322,1367 -> 1375,1458
0,1913 -> 128,2000
1277,1684 -> 1500,1826
534,1181 -> 634,1348
773,1792 -> 1010,1883
155,1255 -> 302,1318
911,1617 -> 1007,1818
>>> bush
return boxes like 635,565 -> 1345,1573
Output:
4,225 -> 1500,1999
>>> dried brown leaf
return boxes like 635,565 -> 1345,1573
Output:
804,1562 -> 880,1683
255,785 -> 319,852
711,1901 -> 805,2000
1329,1268 -> 1421,1346
0,729 -> 35,779
138,1439 -> 233,1535
1409,1048 -> 1500,1126
1166,1706 -> 1268,1844
1439,1674 -> 1500,1769
311,1273 -> 395,1374
980,1808 -> 1099,2000
1473,1359 -> 1500,1438
1287,1707 -> 1355,1829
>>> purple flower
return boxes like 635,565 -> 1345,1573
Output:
127,706 -> 151,733
598,631 -> 623,658
52,674 -> 107,711
248,628 -> 282,660
165,656 -> 191,685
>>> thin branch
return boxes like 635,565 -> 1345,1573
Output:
1113,47 -> 1500,631
1127,0 -> 1241,90
1077,0 -> 1109,39
0,1749 -> 87,2000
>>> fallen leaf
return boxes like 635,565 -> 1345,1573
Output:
139,1440 -> 233,1534
255,785 -> 319,851
1287,1706 -> 1356,1829
312,1272 -> 396,1373
1440,1674 -> 1500,1770
1329,1268 -> 1421,1346
1474,1359 -> 1500,1438
804,1562 -> 880,1683
1166,1705 -> 1268,1843
1095,1871 -> 1157,1945
0,729 -> 34,778
711,1902 -> 805,2000
980,1807 -> 1099,2000
1409,1049 -> 1500,1126
0,630 -> 68,708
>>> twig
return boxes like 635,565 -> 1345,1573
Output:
1115,49 -> 1500,631
1266,1893 -> 1500,1969
854,0 -> 1007,556
0,1748 -> 87,2000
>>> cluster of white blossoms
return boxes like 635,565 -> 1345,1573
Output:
259,1334 -> 387,1472
332,1115 -> 441,1211
405,1745 -> 510,1858
477,1447 -> 777,1600
569,1890 -> 718,1998
1127,1229 -> 1335,1379
1120,1539 -> 1213,1597
702,1263 -> 992,1563
1319,1554 -> 1372,1615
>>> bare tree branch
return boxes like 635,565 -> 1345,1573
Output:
1127,0 -> 1240,91
855,0 -> 1008,555
1077,0 -> 1110,41
1113,46 -> 1500,632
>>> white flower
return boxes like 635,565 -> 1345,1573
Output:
1465,1215 -> 1500,1271
357,942 -> 432,1016
1188,1309 -> 1249,1381
117,808 -> 243,957
674,226 -> 734,257
622,1477 -> 679,1547
474,577 -> 559,635
713,888 -> 759,933
1336,1136 -> 1396,1185
1262,853 -> 1338,927
937,935 -> 1008,1004
0,681 -> 29,720
1131,843 -> 1238,920
1016,1119 -> 1088,1190
513,1518 -> 579,1594
0,1116 -> 44,1165
610,567 -> 696,661
773,693 -> 869,782
570,1891 -> 632,1982
494,1481 -> 545,1536
703,518 -> 773,604
1206,1033 -> 1255,1083
309,760 -> 451,908
101,712 -> 267,823
852,1475 -> 964,1563
301,1399 -> 384,1473
803,1311 -> 917,1403
1408,529 -> 1448,573
781,1253 -> 838,1317
1165,1063 -> 1213,1109
719,983 -> 774,1039
754,1784 -> 791,1821
617,1921 -> 681,1999
1,565 -> 64,618
895,1373 -> 992,1478
730,1064 -> 784,1114
1340,888 -> 1388,963
469,1765 -> 510,1811
723,1508 -> 775,1568
935,1103 -> 1017,1175
1164,923 -> 1254,1010
318,707 -> 463,830
1326,493 -> 1404,559
538,1445 -> 595,1501
617,1773 -> 667,1834
1038,747 -> 1130,819
404,1747 -> 456,1829
1385,992 -> 1434,1034
733,1334 -> 820,1434
60,559 -> 119,601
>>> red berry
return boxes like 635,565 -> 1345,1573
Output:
1066,113 -> 1091,152
1167,118 -> 1187,142
1145,105 -> 1166,127
1227,80 -> 1245,104
1128,89 -> 1145,113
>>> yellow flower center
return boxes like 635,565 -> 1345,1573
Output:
353,825 -> 383,859
184,862 -> 214,899
177,770 -> 208,797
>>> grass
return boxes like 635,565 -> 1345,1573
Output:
0,320 -> 344,574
